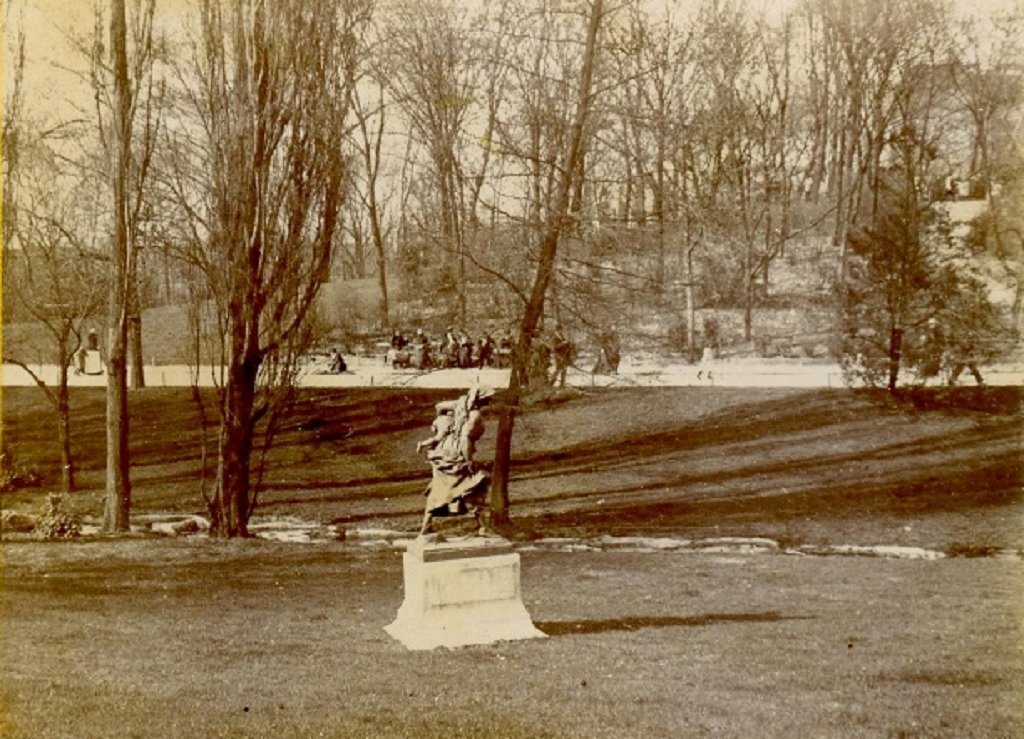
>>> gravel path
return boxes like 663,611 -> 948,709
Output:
4,356 -> 1021,388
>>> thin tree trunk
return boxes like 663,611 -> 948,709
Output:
129,312 -> 145,388
452,164 -> 467,326
372,216 -> 389,327
655,139 -> 666,288
685,246 -> 696,361
1012,278 -> 1023,341
103,0 -> 132,532
358,85 -> 390,327
490,0 -> 604,525
744,240 -> 754,341
368,169 -> 388,326
833,125 -> 850,281
888,326 -> 902,392
56,341 -> 74,492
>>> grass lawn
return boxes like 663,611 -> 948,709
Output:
1,539 -> 1022,738
1,386 -> 1022,737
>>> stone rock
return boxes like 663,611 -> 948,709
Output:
812,343 -> 831,358
171,518 -> 201,535
149,515 -> 209,537
1,509 -> 37,534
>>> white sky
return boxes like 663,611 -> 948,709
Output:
3,0 -> 1021,129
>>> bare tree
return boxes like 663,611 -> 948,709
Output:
2,172 -> 108,492
101,0 -> 134,531
380,0 -> 473,323
167,0 -> 364,536
84,0 -> 164,393
490,0 -> 606,525
950,13 -> 1022,199
380,0 -> 507,325
798,0 -> 953,277
953,12 -> 1024,338
2,5 -> 25,252
351,81 -> 392,327
2,5 -> 111,494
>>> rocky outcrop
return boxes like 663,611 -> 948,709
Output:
1,509 -> 37,535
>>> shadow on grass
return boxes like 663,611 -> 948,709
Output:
321,447 -> 1020,529
266,389 -> 1021,511
4,386 -> 1020,529
512,451 -> 1022,534
509,391 -> 1021,484
536,610 -> 811,636
872,668 -> 1008,687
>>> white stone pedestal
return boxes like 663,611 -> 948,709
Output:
385,536 -> 546,650
84,350 -> 103,375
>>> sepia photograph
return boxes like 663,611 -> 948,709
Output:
1,0 -> 1021,736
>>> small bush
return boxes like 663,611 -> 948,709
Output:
0,453 -> 44,493
36,494 -> 81,540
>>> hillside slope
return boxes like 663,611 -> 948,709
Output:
2,386 -> 1020,550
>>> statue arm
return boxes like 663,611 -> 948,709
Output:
417,416 -> 451,452
458,431 -> 473,469
459,411 -> 484,469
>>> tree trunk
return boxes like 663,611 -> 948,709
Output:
744,241 -> 754,341
373,223 -> 389,328
489,0 -> 604,525
129,312 -> 145,388
59,404 -> 74,492
364,98 -> 389,327
888,326 -> 903,392
685,247 -> 696,361
833,121 -> 850,281
1012,275 -> 1023,341
359,86 -> 389,328
452,164 -> 467,326
104,327 -> 131,530
103,0 -> 132,532
56,341 -> 74,492
211,354 -> 259,537
489,392 -> 517,523
568,151 -> 586,236
653,88 -> 667,286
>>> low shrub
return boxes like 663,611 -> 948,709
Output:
0,453 -> 44,493
36,494 -> 81,540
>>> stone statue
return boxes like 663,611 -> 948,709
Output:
416,385 -> 495,536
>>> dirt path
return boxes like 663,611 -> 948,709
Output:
5,356 -> 1021,388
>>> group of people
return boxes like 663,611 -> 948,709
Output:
528,331 -> 578,388
384,326 -> 589,388
916,318 -> 985,386
386,328 -> 514,370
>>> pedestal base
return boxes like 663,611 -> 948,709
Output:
385,536 -> 546,650
84,350 -> 103,375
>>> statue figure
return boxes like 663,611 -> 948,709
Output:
416,386 -> 495,536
